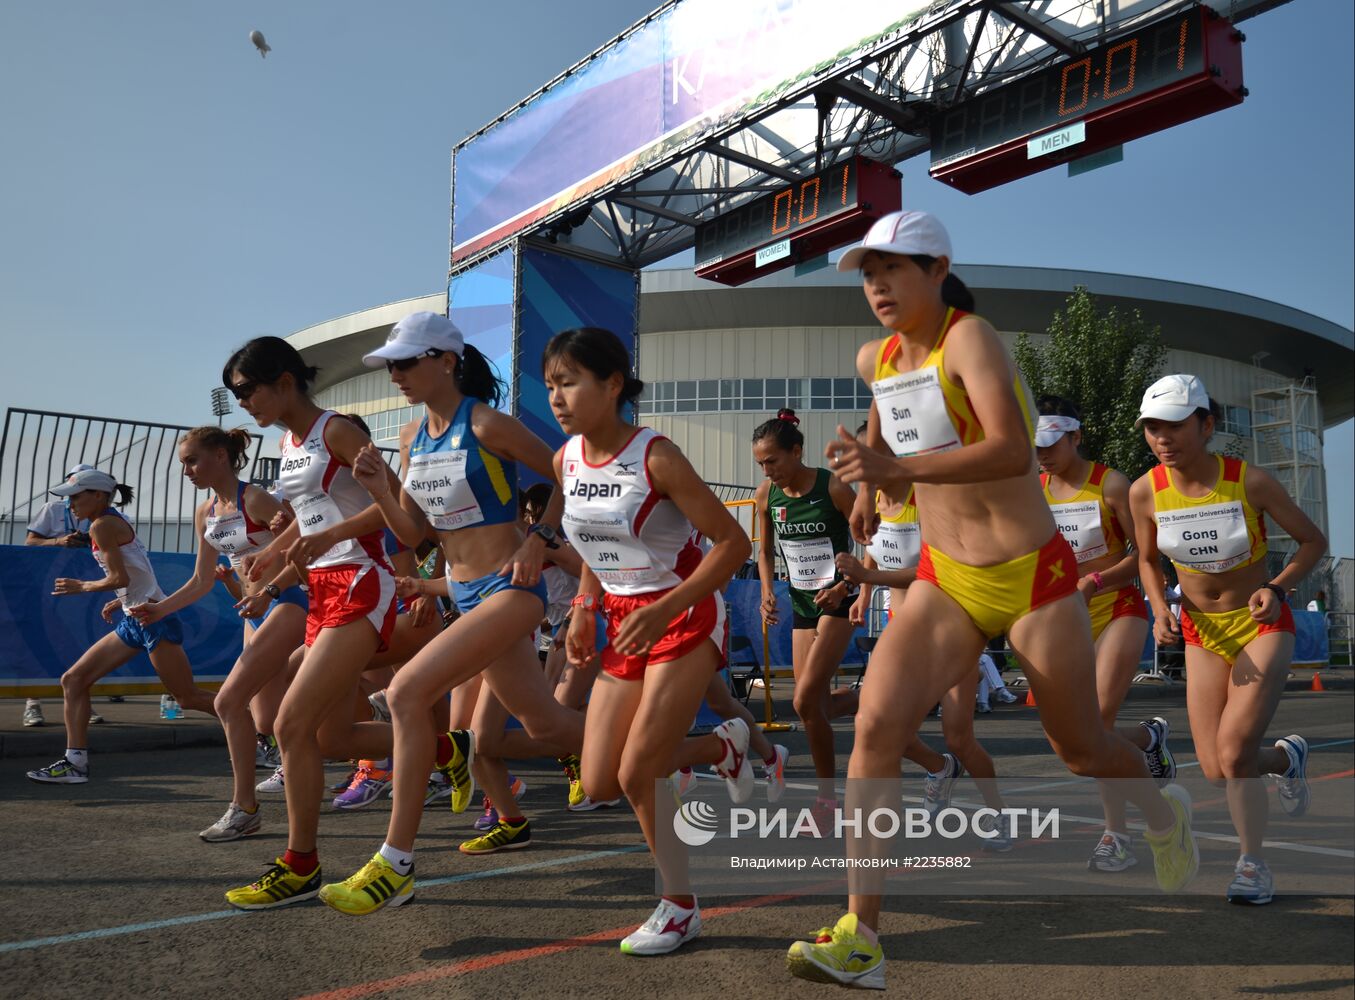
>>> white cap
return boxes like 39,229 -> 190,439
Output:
1136,374 -> 1210,424
67,462 -> 95,477
1034,415 -> 1081,448
51,468 -> 118,496
362,312 -> 464,367
837,210 -> 953,272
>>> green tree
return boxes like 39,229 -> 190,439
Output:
1013,287 -> 1167,480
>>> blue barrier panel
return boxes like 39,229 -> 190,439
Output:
0,545 -> 245,696
723,578 -> 868,671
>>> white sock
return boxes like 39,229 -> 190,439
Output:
379,841 -> 413,875
66,748 -> 89,769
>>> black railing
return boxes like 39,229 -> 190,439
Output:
0,409 -> 266,553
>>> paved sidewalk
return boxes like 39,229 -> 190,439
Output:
2,695 -> 226,759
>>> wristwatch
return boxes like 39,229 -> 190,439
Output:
1260,582 -> 1286,604
265,583 -> 281,599
528,523 -> 561,549
571,593 -> 598,611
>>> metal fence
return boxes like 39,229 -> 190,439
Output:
0,409 -> 267,553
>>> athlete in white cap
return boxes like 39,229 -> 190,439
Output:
27,470 -> 218,786
1129,374 -> 1326,905
790,211 -> 1198,989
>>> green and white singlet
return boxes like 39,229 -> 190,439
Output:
769,468 -> 853,622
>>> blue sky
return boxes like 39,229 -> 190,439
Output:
0,1 -> 1349,554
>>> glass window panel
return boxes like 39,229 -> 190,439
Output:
811,378 -> 832,397
699,379 -> 718,401
741,396 -> 763,412
720,379 -> 739,406
811,395 -> 832,410
676,380 -> 696,401
834,378 -> 856,397
675,399 -> 696,413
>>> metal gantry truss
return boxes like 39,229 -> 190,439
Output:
458,0 -> 1288,275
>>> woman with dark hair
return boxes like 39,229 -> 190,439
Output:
752,408 -> 858,826
126,426 -> 306,840
789,211 -> 1197,989
218,336 -> 400,909
547,326 -> 753,955
27,469 -> 218,786
318,312 -> 585,910
1129,374 -> 1326,905
1034,394 -> 1174,873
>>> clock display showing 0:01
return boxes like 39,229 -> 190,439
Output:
694,158 -> 860,268
931,7 -> 1207,165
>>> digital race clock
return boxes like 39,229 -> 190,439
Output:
930,4 -> 1244,194
694,156 -> 900,286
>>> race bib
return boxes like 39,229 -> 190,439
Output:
406,451 -> 485,530
1051,500 -> 1107,564
868,520 -> 922,571
1156,501 -> 1252,573
566,516 -> 663,588
779,536 -> 837,591
872,367 -> 962,457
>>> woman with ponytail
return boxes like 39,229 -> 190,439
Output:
217,336 -> 401,910
789,211 -> 1198,989
318,312 -> 585,913
128,425 -> 308,842
752,407 -> 859,828
27,469 -> 218,787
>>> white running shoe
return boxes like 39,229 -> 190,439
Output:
1273,735 -> 1310,818
1226,855 -> 1275,905
568,793 -> 622,812
22,700 -> 44,727
1087,831 -> 1137,872
764,745 -> 790,803
619,898 -> 702,956
200,803 -> 263,842
425,771 -> 453,805
256,765 -> 285,794
712,718 -> 754,805
923,753 -> 963,818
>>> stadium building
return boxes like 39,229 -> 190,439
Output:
292,264 -> 1352,577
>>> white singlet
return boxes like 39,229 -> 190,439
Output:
278,411 -> 385,570
560,428 -> 700,596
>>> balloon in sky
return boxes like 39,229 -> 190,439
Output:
249,30 -> 271,58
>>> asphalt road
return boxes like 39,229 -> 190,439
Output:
1,688 -> 1351,1000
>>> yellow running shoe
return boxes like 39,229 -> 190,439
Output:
459,818 -> 531,855
225,857 -> 322,910
435,729 -> 475,814
1144,783 -> 1199,893
317,852 -> 413,915
786,913 -> 885,990
557,753 -> 583,807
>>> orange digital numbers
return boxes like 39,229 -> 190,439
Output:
1102,39 -> 1138,99
797,178 -> 820,224
771,188 -> 793,235
1058,57 -> 1092,116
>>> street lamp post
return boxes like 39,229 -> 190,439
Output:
210,387 -> 232,427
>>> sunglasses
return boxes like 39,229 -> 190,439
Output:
385,349 -> 444,373
228,379 -> 262,401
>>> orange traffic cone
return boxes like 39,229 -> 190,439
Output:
1311,672 -> 1325,692
1024,687 -> 1037,707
